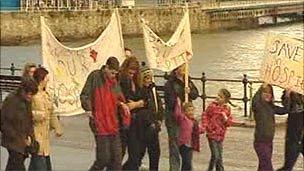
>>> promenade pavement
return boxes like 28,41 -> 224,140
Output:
1,114 -> 303,171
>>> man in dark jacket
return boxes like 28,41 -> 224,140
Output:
277,91 -> 303,171
80,56 -> 130,171
1,79 -> 38,171
164,64 -> 199,171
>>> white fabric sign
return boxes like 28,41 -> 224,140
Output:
41,9 -> 125,116
142,9 -> 193,72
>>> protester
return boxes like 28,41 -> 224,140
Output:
137,64 -> 164,171
252,84 -> 289,171
1,79 -> 38,171
80,56 -> 130,171
22,62 -> 37,81
201,88 -> 234,171
125,47 -> 133,58
119,57 -> 147,170
29,67 -> 63,171
277,91 -> 303,171
164,64 -> 199,171
175,100 -> 203,171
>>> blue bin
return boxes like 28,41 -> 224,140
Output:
0,0 -> 21,11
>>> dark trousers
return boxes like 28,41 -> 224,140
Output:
89,118 -> 122,171
122,120 -> 142,171
179,145 -> 193,171
138,124 -> 161,171
29,155 -> 52,171
278,136 -> 304,171
254,141 -> 273,171
208,139 -> 224,171
5,149 -> 27,171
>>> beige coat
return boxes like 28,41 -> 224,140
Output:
32,88 -> 62,156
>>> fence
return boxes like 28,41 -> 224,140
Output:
155,72 -> 264,118
0,0 -> 300,12
0,62 -> 267,118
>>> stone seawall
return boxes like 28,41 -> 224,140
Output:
1,4 -> 302,45
1,7 -> 208,45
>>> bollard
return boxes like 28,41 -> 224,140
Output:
242,74 -> 248,117
10,63 -> 15,76
164,72 -> 170,80
201,72 -> 207,111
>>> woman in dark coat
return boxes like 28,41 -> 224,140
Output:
1,79 -> 38,171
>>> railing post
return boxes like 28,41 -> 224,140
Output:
249,81 -> 253,119
242,74 -> 248,117
164,72 -> 169,80
201,72 -> 207,111
10,63 -> 16,76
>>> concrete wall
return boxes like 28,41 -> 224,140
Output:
1,4 -> 302,45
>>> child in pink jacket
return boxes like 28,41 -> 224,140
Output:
175,98 -> 203,171
201,88 -> 235,171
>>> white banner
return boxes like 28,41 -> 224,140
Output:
260,33 -> 304,95
142,8 -> 193,72
41,9 -> 125,116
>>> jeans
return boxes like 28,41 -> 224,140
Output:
254,140 -> 273,171
29,155 -> 52,171
207,139 -> 224,171
89,118 -> 122,171
179,145 -> 193,171
165,119 -> 180,171
5,149 -> 27,171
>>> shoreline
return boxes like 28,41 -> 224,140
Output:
1,2 -> 303,46
1,20 -> 302,46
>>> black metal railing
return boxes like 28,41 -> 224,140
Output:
155,72 -> 264,118
0,62 -> 266,117
0,63 -> 22,76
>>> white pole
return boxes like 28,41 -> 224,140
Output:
185,62 -> 189,103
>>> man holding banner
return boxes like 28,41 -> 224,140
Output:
141,5 -> 197,170
80,57 -> 130,171
164,64 -> 199,171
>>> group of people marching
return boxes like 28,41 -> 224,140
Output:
1,63 -> 63,171
79,55 -> 236,171
1,52 -> 303,171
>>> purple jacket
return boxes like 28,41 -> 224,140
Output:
175,98 -> 203,151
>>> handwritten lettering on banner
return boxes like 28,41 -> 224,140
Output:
142,9 -> 192,72
41,9 -> 125,116
260,33 -> 304,94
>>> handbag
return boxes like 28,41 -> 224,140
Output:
26,135 -> 40,155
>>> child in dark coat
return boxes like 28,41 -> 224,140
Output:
252,84 -> 289,171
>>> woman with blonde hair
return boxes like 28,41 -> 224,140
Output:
29,67 -> 63,171
22,63 -> 37,80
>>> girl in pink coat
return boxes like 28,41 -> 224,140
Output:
201,88 -> 235,171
